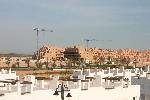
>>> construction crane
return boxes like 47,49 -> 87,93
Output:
84,39 -> 112,49
84,39 -> 97,49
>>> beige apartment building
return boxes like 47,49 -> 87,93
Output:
38,45 -> 150,67
39,44 -> 64,60
0,44 -> 150,68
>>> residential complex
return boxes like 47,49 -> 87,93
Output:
0,44 -> 150,68
39,44 -> 150,67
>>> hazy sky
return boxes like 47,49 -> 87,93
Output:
0,0 -> 150,53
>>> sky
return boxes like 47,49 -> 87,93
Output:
0,0 -> 150,54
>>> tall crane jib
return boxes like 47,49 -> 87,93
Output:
84,39 -> 112,49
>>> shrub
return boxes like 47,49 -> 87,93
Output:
12,64 -> 16,68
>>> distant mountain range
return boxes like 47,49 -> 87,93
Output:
0,53 -> 32,57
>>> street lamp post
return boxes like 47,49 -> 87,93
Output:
53,82 -> 72,100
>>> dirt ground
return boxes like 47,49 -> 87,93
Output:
16,70 -> 63,77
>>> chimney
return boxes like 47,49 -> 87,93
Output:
40,80 -> 44,88
78,80 -> 81,91
9,68 -> 11,74
148,66 -> 150,72
30,83 -> 34,93
122,66 -> 125,72
108,67 -> 110,74
88,79 -> 90,90
116,68 -> 118,75
7,83 -> 11,92
17,81 -> 21,95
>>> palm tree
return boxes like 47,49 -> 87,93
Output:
99,56 -> 105,65
120,57 -> 127,66
75,60 -> 81,69
25,58 -> 30,69
133,58 -> 138,67
126,57 -> 131,67
66,59 -> 72,68
115,57 -> 120,66
52,58 -> 57,69
77,58 -> 84,69
106,56 -> 112,65
16,59 -> 20,67
41,58 -> 50,70
5,57 -> 10,67
45,57 -> 49,69
35,60 -> 42,70
60,62 -> 64,69
93,54 -> 105,69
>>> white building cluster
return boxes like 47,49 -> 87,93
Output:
0,67 -> 150,100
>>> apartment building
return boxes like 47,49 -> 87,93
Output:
38,45 -> 150,67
